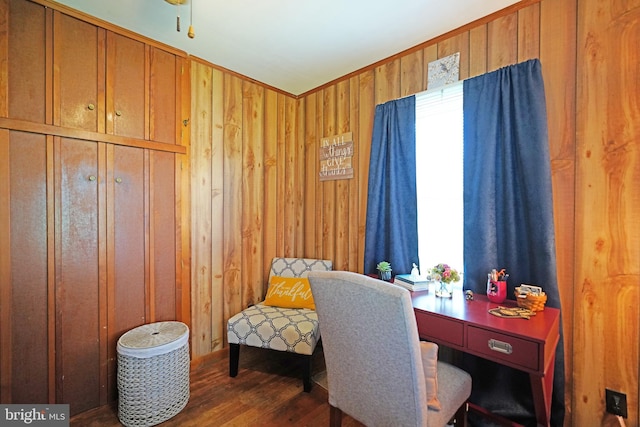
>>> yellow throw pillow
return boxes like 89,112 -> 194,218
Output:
263,276 -> 316,310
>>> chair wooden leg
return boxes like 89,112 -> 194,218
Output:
453,401 -> 468,427
229,343 -> 240,377
302,354 -> 312,392
329,405 -> 343,427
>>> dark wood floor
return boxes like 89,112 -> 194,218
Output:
70,345 -> 364,426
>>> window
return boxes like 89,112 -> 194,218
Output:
415,82 -> 464,282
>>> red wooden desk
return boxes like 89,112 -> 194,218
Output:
411,289 -> 560,427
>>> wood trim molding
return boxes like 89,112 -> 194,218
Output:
0,118 -> 187,154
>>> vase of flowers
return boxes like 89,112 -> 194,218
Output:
430,263 -> 460,298
376,261 -> 392,281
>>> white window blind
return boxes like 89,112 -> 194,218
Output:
415,82 -> 464,280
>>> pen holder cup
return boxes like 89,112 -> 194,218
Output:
487,280 -> 507,304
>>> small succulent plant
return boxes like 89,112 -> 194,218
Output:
376,261 -> 392,272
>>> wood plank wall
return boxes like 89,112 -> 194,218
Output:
188,0 -> 639,425
574,1 -> 640,427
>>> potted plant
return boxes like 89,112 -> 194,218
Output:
376,261 -> 392,281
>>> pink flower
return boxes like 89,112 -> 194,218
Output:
430,263 -> 460,284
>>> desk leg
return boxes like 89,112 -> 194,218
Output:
529,352 -> 556,427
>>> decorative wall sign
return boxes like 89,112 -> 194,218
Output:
428,52 -> 460,90
319,131 -> 354,181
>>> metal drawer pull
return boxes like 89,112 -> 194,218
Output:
488,339 -> 513,354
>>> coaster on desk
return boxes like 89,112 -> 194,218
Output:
488,306 -> 536,320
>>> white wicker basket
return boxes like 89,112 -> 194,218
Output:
117,321 -> 190,427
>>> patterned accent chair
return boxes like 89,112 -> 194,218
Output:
226,257 -> 332,392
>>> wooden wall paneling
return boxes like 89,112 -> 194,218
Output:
144,149 -> 152,321
550,155 -> 575,418
0,131 -> 8,401
149,150 -> 178,322
98,140 -> 109,406
334,79 -> 350,270
540,0 -> 577,422
438,32 -> 470,80
295,98 -> 305,256
105,143 -> 145,400
110,143 -> 146,326
357,70 -> 374,273
177,57 -> 191,326
276,93 -> 286,256
400,50 -> 424,98
241,81 -> 264,305
0,130 -> 9,401
53,11 -> 101,132
263,89 -> 278,277
209,68 -> 225,349
7,132 -> 49,404
0,131 -> 50,404
222,75 -> 243,319
284,96 -> 297,256
468,25 -> 488,78
96,29 -> 107,135
541,0 -> 577,163
54,137 -> 103,415
7,0 -> 46,123
517,3 -> 541,62
302,93 -> 317,258
348,76 -> 360,271
142,45 -> 151,142
46,135 -> 55,402
487,13 -> 518,72
0,0 -> 7,118
314,92 -> 324,259
190,62 -> 213,356
374,59 -> 401,105
105,31 -> 145,139
148,46 -> 178,144
321,86 -> 336,264
575,0 -> 640,425
177,57 -> 188,147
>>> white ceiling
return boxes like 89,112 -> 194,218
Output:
52,0 -> 521,96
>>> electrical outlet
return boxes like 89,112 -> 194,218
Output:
605,389 -> 627,418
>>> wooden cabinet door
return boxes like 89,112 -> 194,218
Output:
149,47 -> 179,144
106,144 -> 145,398
149,151 -> 178,320
0,130 -> 49,404
4,0 -> 47,123
53,12 -> 104,132
55,138 -> 103,415
106,32 -> 145,139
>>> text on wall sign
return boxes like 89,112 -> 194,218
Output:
319,131 -> 354,181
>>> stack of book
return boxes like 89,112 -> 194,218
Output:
394,274 -> 430,292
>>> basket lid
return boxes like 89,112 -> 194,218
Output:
117,321 -> 189,358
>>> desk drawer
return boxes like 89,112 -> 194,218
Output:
415,311 -> 464,348
467,326 -> 539,371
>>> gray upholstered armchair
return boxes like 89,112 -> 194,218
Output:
308,270 -> 472,426
226,257 -> 332,392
